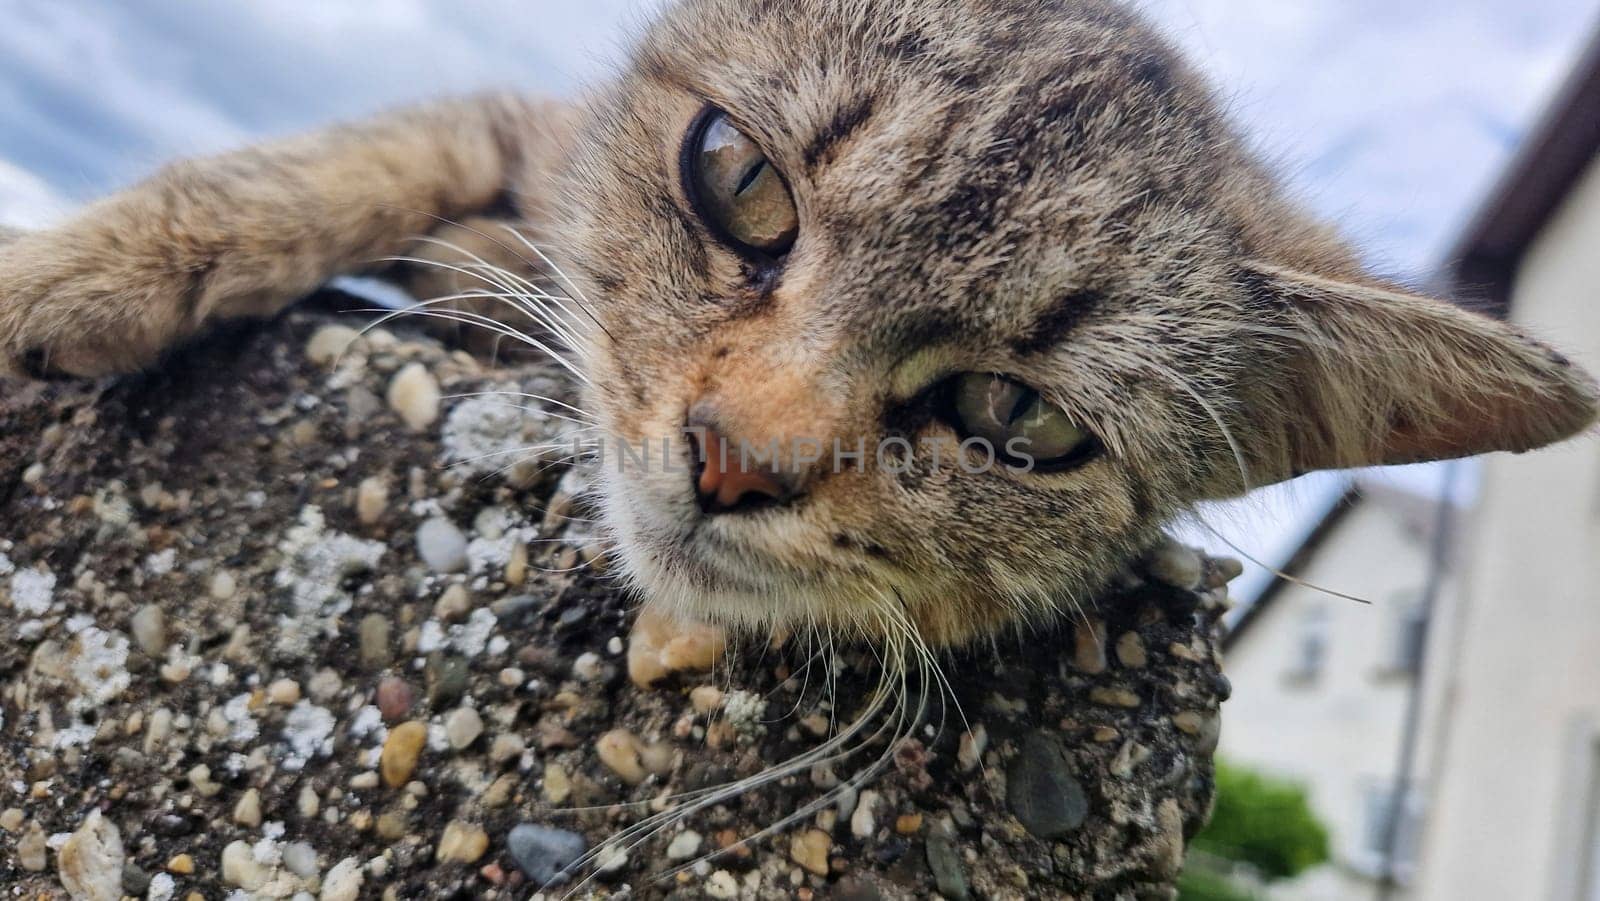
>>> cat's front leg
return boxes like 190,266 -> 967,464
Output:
0,92 -> 574,379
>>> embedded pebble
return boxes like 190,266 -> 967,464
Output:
543,763 -> 572,804
306,324 -> 361,365
130,604 -> 167,656
1089,687 -> 1142,708
57,810 -> 125,901
387,362 -> 441,432
417,518 -> 469,573
958,725 -> 988,773
926,830 -> 970,901
210,570 -> 237,600
17,821 -> 47,871
436,820 -> 490,864
221,840 -> 268,890
1116,632 -> 1148,668
789,828 -> 831,876
360,615 -> 393,670
1006,731 -> 1088,839
268,679 -> 302,705
320,857 -> 364,901
706,870 -> 740,899
232,788 -> 263,827
851,790 -> 880,839
428,654 -> 471,707
166,854 -> 195,875
489,733 -> 527,764
355,477 -> 389,526
283,843 -> 318,879
381,721 -> 428,787
375,676 -> 413,722
690,685 -> 724,714
572,651 -> 604,681
434,584 -> 473,621
596,729 -> 647,784
666,830 -> 703,861
1147,539 -> 1204,590
445,707 -> 485,750
507,823 -> 587,886
627,608 -> 727,688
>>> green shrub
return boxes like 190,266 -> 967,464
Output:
1190,761 -> 1331,881
1177,867 -> 1258,901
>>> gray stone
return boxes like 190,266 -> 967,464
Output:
507,823 -> 587,887
925,832 -> 969,900
416,517 -> 469,573
358,614 -> 392,670
491,594 -> 543,623
1006,731 -> 1089,839
426,654 -> 471,708
121,862 -> 152,896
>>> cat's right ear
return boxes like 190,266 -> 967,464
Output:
1238,261 -> 1598,487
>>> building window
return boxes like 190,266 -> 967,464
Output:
1375,591 -> 1427,678
1360,779 -> 1422,882
1283,607 -> 1329,685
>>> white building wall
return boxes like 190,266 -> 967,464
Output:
1220,495 -> 1438,899
1414,155 -> 1600,901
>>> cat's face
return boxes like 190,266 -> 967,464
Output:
559,0 -> 1597,644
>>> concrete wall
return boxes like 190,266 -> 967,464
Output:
1413,154 -> 1600,901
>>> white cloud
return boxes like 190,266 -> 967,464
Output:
1139,0 -> 1599,274
0,157 -> 66,229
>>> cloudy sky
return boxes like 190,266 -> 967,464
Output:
3,0 -> 1595,273
1,0 -> 1596,595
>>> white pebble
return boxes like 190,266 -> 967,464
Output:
130,604 -> 167,656
306,324 -> 361,366
666,830 -> 703,861
444,707 -> 484,751
320,857 -> 364,901
573,652 -> 604,681
416,518 -> 469,574
356,477 -> 389,526
387,363 -> 441,432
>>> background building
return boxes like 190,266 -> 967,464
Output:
1221,28 -> 1600,900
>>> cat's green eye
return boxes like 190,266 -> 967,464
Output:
685,109 -> 798,256
945,373 -> 1098,470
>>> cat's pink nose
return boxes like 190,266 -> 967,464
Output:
692,424 -> 789,513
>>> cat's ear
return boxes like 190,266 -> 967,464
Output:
1244,262 -> 1597,483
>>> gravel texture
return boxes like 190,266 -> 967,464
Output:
0,308 -> 1234,899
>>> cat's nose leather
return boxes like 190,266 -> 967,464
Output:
692,424 -> 790,513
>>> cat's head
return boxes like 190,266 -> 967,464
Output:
557,0 -> 1597,644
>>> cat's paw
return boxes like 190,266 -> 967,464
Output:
0,233 -> 189,380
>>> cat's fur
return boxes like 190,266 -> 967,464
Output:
1,0 -> 1594,645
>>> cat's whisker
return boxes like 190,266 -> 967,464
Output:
442,390 -> 595,423
1140,358 -> 1254,493
404,242 -> 590,352
412,243 -> 592,351
433,396 -> 595,431
372,205 -> 612,339
495,224 -> 617,342
366,300 -> 592,387
442,437 -> 598,471
648,610 -> 924,888
551,646 -> 911,899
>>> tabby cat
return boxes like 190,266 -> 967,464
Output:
1,0 -> 1593,646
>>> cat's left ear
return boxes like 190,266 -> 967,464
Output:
1243,261 -> 1598,483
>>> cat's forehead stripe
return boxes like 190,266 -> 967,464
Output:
800,95 -> 878,171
